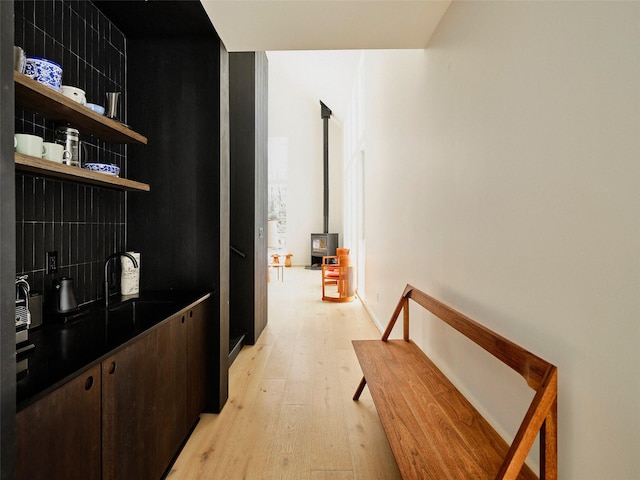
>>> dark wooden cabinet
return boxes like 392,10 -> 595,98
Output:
16,365 -> 102,480
187,300 -> 210,421
17,296 -> 212,480
102,332 -> 157,480
155,313 -> 189,477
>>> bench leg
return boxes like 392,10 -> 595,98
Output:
353,377 -> 367,400
540,398 -> 558,480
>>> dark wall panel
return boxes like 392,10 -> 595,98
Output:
254,52 -> 268,340
229,52 -> 268,345
1,3 -> 16,478
229,52 -> 256,345
218,41 -> 230,412
127,36 -> 220,292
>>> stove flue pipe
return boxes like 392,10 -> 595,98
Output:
320,101 -> 332,234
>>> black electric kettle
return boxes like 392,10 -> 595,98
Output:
52,277 -> 78,313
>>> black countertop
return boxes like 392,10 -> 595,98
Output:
17,290 -> 211,411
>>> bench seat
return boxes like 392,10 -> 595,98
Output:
352,285 -> 557,480
353,339 -> 538,480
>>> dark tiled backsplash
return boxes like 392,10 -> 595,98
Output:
16,175 -> 126,305
14,0 -> 126,109
14,0 -> 129,306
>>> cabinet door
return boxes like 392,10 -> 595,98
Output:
102,332 -> 157,480
187,299 -> 210,421
155,313 -> 188,477
17,365 -> 101,480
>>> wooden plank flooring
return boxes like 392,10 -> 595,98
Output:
167,267 -> 401,479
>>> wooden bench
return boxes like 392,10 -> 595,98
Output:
352,284 -> 557,480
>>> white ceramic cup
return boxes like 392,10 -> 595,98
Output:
60,85 -> 86,105
15,134 -> 44,158
43,142 -> 65,163
14,46 -> 26,73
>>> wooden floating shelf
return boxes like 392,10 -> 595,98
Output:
14,72 -> 147,145
15,153 -> 150,192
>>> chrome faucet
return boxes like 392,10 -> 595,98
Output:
15,275 -> 31,325
104,252 -> 139,307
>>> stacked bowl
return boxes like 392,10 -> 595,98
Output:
24,57 -> 63,91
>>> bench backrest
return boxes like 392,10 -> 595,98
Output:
381,284 -> 558,480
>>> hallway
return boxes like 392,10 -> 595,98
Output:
169,267 -> 401,479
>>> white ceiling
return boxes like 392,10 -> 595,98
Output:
267,50 -> 362,122
201,1 -> 452,52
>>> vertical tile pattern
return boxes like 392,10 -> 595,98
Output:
14,0 -> 127,306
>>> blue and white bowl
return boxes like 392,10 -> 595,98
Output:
24,57 -> 63,92
86,103 -> 105,115
83,163 -> 120,177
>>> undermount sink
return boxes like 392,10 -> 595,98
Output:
106,299 -> 179,324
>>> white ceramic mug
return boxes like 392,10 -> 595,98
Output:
43,142 -> 65,163
61,85 -> 86,105
14,46 -> 26,73
14,134 -> 44,158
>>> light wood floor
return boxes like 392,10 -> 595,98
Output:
168,267 -> 401,479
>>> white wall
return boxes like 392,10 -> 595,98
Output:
348,1 -> 640,478
268,53 -> 346,264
